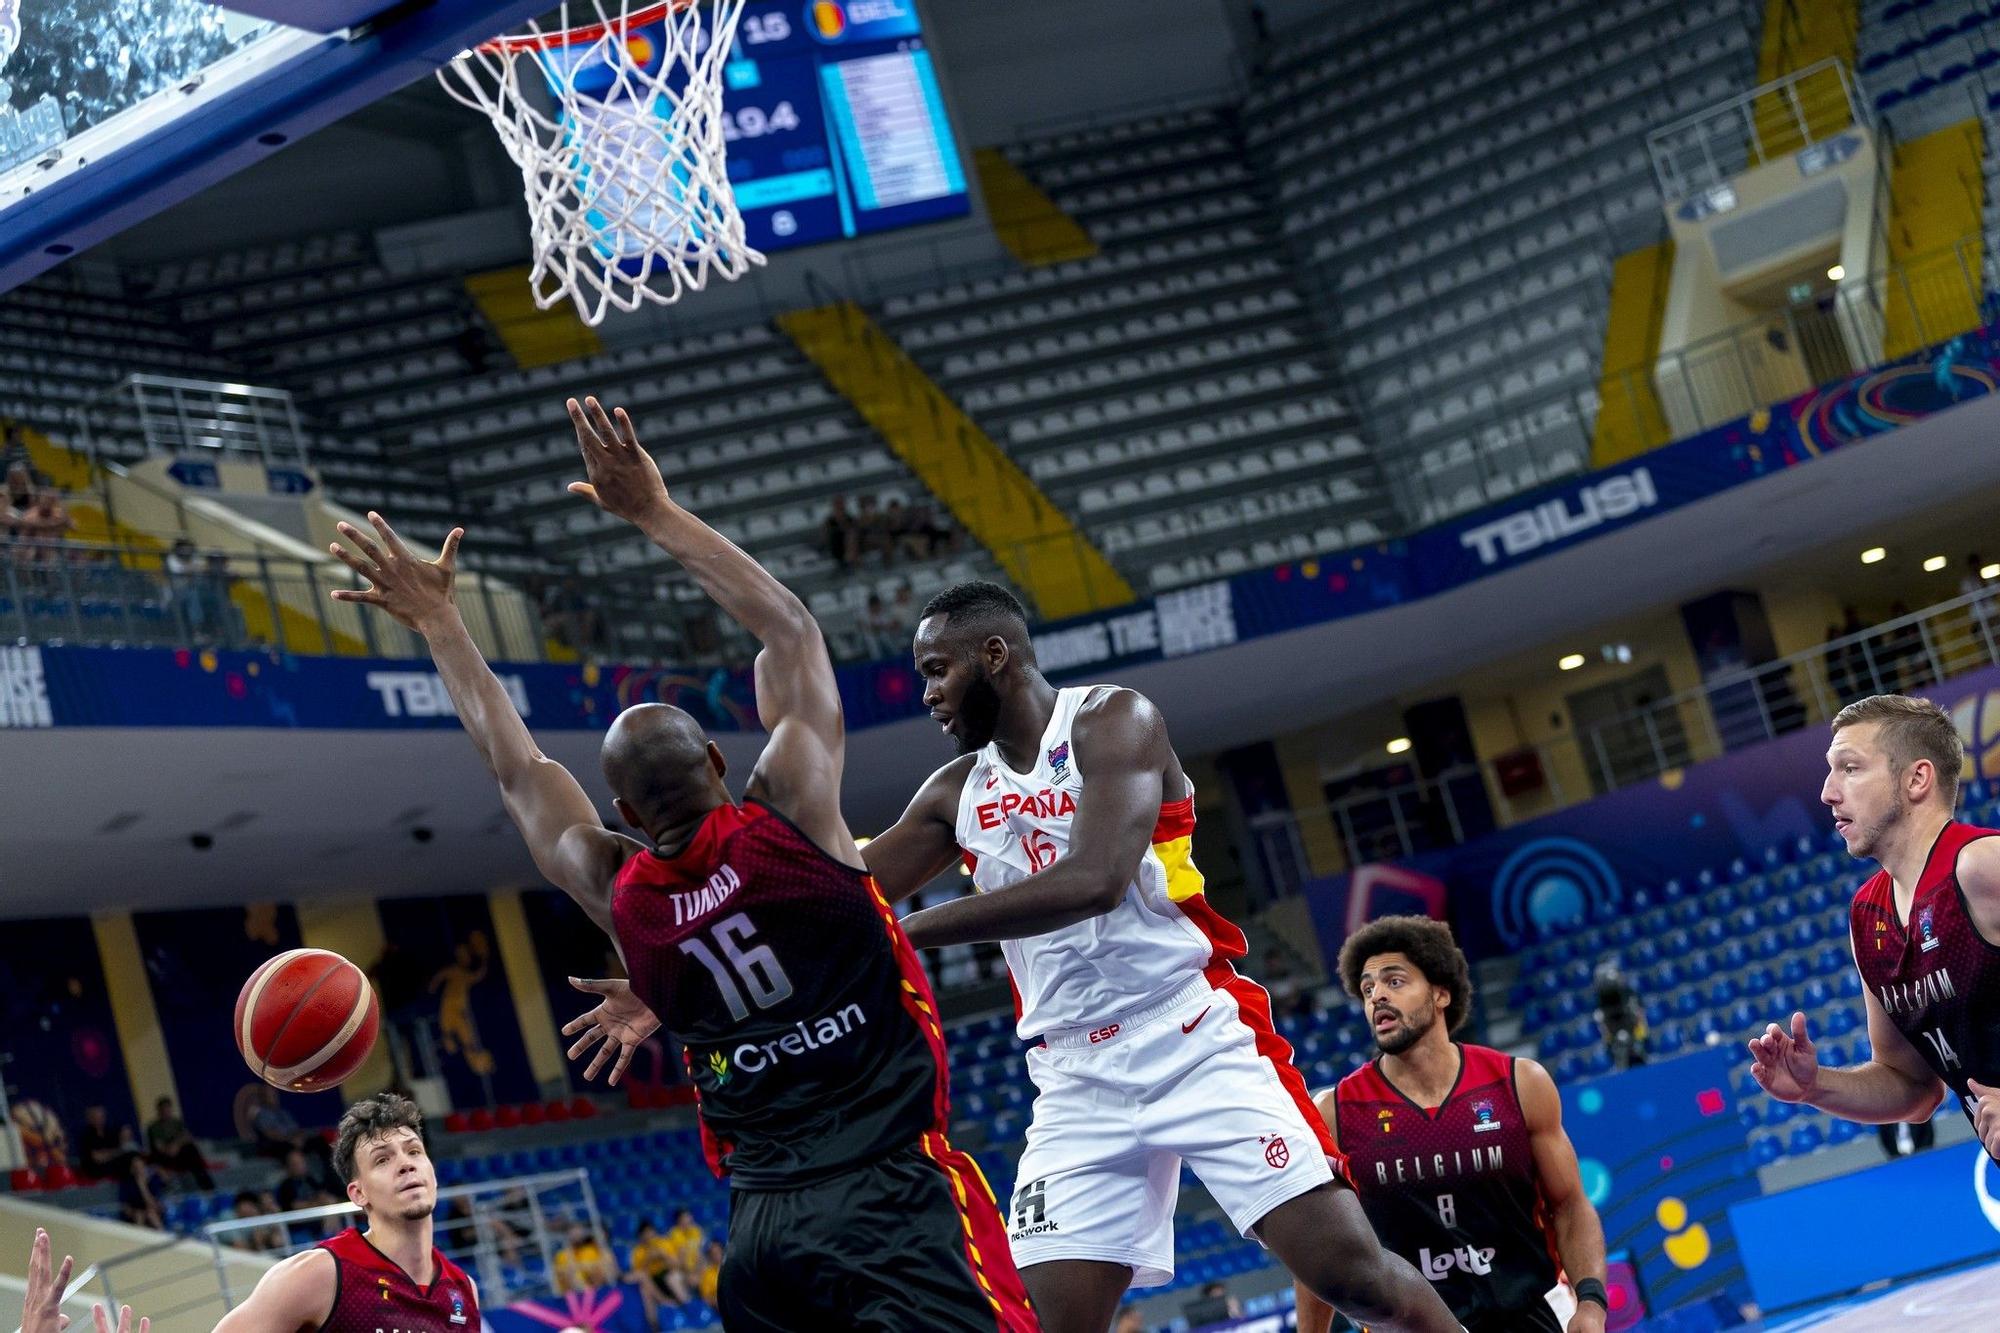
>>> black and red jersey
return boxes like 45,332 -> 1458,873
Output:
1851,820 -> 2000,1133
313,1227 -> 477,1333
1333,1043 -> 1560,1330
612,799 -> 950,1189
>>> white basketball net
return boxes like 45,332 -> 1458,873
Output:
440,0 -> 764,326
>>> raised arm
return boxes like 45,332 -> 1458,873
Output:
329,514 -> 633,934
898,688 -> 1171,950
565,397 -> 853,862
1518,1059 -> 1607,1332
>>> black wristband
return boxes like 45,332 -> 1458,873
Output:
1573,1278 -> 1608,1310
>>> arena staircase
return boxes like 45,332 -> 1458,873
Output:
1589,240 -> 1676,468
1751,0 -> 1858,156
778,300 -> 1133,619
971,149 -> 1101,268
1883,120 -> 1986,357
463,266 -> 603,369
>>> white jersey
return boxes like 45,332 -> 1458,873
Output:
954,685 -> 1246,1039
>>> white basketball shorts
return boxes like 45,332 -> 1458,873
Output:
1001,969 -> 1342,1288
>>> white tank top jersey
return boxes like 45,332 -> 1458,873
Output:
953,685 -> 1248,1039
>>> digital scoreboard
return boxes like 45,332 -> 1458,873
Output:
717,0 -> 970,254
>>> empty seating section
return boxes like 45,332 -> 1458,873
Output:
883,110 -> 1391,592
0,275 -> 241,462
1249,0 -> 1762,524
1860,0 -> 2000,136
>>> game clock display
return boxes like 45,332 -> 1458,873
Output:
720,0 -> 970,253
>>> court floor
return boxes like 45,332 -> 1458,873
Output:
1755,1257 -> 2000,1331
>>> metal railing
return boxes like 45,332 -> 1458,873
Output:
1254,585 -> 2000,883
34,1169 -> 603,1328
79,375 -> 310,471
0,537 -> 541,662
1390,228 -> 1988,524
1646,57 -> 1868,204
201,1168 -> 603,1312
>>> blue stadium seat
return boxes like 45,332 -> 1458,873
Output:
1664,929 -> 1696,960
1643,999 -> 1669,1029
1779,956 -> 1807,987
1838,970 -> 1864,998
1827,1117 -> 1863,1146
1819,1041 -> 1848,1068
1651,961 -> 1682,991
1752,931 -> 1785,961
1763,1098 -> 1796,1126
1825,1005 -> 1861,1037
1753,1134 -> 1782,1167
1673,989 -> 1703,1018
1706,977 -> 1737,1006
1786,1122 -> 1825,1156
1651,1025 -> 1686,1058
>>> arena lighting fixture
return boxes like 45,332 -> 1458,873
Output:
1826,264 -> 1845,281
1924,555 -> 1948,572
1558,653 -> 1586,671
1861,547 -> 1886,564
1385,737 -> 1413,755
1983,563 -> 2000,580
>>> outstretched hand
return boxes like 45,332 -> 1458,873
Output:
567,397 -> 672,527
1969,1079 -> 2000,1161
561,977 -> 661,1087
328,512 -> 465,637
22,1228 -> 74,1333
1747,1010 -> 1820,1104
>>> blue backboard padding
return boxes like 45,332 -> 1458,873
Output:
0,0 -> 549,293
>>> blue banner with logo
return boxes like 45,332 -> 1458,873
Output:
1730,1141 -> 2000,1311
7,325 -> 2000,739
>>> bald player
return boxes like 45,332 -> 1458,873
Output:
326,397 -> 1036,1333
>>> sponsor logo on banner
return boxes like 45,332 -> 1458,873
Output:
0,646 -> 53,728
1457,467 -> 1658,567
366,671 -> 529,719
1158,581 -> 1237,657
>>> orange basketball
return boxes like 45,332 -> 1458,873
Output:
235,948 -> 380,1092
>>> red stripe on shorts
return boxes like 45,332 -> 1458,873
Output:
1207,961 -> 1351,1184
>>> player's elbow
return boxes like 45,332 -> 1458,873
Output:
1079,867 -> 1128,916
1906,1075 -> 1947,1122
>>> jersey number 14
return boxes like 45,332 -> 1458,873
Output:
680,911 -> 795,1022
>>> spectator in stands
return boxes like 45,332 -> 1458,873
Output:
859,591 -> 898,658
822,493 -> 857,570
1882,601 -> 1927,691
248,1086 -> 334,1179
77,1106 -> 141,1183
661,1207 -> 703,1290
1594,958 -> 1646,1069
854,494 -> 888,563
144,1097 -> 214,1191
1113,1311 -> 1146,1333
627,1219 -> 694,1329
223,1190 -> 289,1252
17,489 -> 71,548
117,1156 -> 166,1231
1964,554 -> 1995,648
1878,1114 -> 1936,1160
1185,1280 -> 1242,1323
696,1238 -> 723,1308
273,1148 -> 336,1212
891,579 -> 916,627
4,461 -> 35,516
553,1223 -> 619,1294
370,939 -> 432,1085
883,498 -> 921,561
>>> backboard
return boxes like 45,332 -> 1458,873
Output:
0,0 -> 549,292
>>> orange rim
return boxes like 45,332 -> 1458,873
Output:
476,0 -> 699,55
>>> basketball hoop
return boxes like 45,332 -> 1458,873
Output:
440,0 -> 763,326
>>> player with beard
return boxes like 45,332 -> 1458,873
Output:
1299,916 -> 1607,1333
212,1093 -> 479,1332
562,582 -> 1465,1333
1751,693 -> 2000,1161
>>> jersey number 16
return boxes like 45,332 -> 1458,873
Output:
680,911 -> 795,1022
